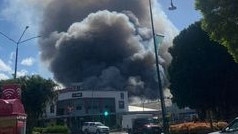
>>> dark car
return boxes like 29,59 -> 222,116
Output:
132,118 -> 162,134
209,117 -> 238,134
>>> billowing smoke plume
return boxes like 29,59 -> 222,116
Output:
39,0 -> 178,100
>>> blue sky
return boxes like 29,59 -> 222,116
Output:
0,0 -> 201,80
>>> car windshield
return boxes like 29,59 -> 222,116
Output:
225,119 -> 238,132
135,118 -> 158,125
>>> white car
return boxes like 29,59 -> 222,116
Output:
82,122 -> 110,134
209,117 -> 238,134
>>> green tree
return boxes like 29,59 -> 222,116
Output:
0,75 -> 57,133
168,22 -> 238,120
195,0 -> 238,62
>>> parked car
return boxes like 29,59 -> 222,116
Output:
209,117 -> 238,134
82,122 -> 110,134
131,118 -> 162,134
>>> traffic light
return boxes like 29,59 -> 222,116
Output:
104,111 -> 109,116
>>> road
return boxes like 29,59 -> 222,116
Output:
110,131 -> 128,134
73,131 -> 128,134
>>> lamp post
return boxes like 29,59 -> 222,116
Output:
169,0 -> 177,10
148,0 -> 168,133
0,26 -> 40,79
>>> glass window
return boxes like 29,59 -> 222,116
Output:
228,119 -> 238,131
120,93 -> 124,99
119,101 -> 125,109
76,105 -> 82,110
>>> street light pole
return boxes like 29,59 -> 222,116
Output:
148,0 -> 168,133
169,0 -> 177,10
0,26 -> 40,79
14,26 -> 29,79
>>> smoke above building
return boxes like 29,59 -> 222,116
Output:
38,0 -> 178,100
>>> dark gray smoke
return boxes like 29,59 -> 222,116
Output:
39,0 -> 178,100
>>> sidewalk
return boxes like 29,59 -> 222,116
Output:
110,132 -> 128,134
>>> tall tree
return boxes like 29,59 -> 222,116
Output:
168,22 -> 238,120
0,75 -> 57,133
195,0 -> 238,62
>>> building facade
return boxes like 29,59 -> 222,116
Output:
44,87 -> 128,132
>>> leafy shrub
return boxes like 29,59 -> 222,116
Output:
169,122 -> 228,134
44,125 -> 70,134
32,125 -> 70,134
32,127 -> 44,133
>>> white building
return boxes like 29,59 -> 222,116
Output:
44,87 -> 128,132
43,87 -> 197,133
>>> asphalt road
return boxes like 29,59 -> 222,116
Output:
110,131 -> 128,134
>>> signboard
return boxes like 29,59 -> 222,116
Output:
0,115 -> 26,134
72,92 -> 82,97
0,127 -> 15,134
1,84 -> 21,99
0,100 -> 12,115
0,116 -> 17,134
0,116 -> 17,125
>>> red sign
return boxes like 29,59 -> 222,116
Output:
0,100 -> 13,115
1,84 -> 21,99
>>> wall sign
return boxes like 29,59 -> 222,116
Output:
72,92 -> 82,97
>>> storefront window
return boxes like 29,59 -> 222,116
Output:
120,93 -> 124,99
119,101 -> 125,109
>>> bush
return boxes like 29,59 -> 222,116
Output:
32,132 -> 41,134
169,121 -> 228,134
32,127 -> 44,133
44,125 -> 70,134
32,125 -> 70,134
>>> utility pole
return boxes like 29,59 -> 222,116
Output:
0,26 -> 40,79
148,0 -> 168,133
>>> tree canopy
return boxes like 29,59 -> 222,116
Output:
0,75 -> 57,133
195,0 -> 238,62
168,22 -> 238,119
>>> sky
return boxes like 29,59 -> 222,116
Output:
0,0 -> 202,81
